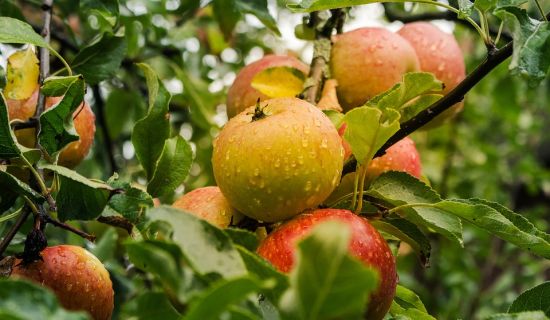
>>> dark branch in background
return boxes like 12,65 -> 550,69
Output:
343,40 -> 514,175
382,3 -> 513,43
97,216 -> 133,235
44,216 -> 96,242
0,209 -> 31,259
301,9 -> 346,104
92,85 -> 118,175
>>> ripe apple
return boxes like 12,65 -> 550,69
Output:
172,186 -> 242,228
257,208 -> 397,320
326,134 -> 422,204
6,90 -> 96,168
212,97 -> 344,222
226,54 -> 309,118
330,27 -> 420,111
397,22 -> 466,126
11,245 -> 114,320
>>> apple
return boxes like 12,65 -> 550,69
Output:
172,186 -> 242,228
6,90 -> 96,168
212,97 -> 344,222
326,134 -> 422,205
330,27 -> 420,111
11,245 -> 114,320
397,22 -> 466,126
257,208 -> 397,320
226,54 -> 309,118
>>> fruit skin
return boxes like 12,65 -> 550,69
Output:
11,245 -> 114,320
226,55 -> 309,118
326,136 -> 422,204
172,186 -> 243,228
6,90 -> 96,168
397,22 -> 466,126
257,208 -> 397,320
212,97 -> 344,222
330,27 -> 420,111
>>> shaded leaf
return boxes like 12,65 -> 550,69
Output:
121,292 -> 181,320
0,17 -> 48,47
0,170 -> 43,204
0,93 -> 22,158
508,282 -> 550,316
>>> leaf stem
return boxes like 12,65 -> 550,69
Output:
0,207 -> 23,224
533,0 -> 548,22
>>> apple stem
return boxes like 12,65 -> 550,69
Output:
251,100 -> 267,121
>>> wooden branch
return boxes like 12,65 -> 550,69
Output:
0,209 -> 31,259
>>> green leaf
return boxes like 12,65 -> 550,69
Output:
184,276 -> 266,320
42,76 -> 82,97
0,17 -> 48,47
0,170 -> 44,203
105,175 -> 154,224
147,135 -> 193,197
251,66 -> 306,98
457,0 -> 475,18
132,63 -> 171,179
484,312 -> 549,320
126,240 -> 184,297
105,88 -> 143,137
392,285 -> 430,314
236,0 -> 280,36
342,106 -> 400,165
236,245 -> 289,302
212,0 -> 241,39
38,75 -> 85,157
0,279 -> 88,319
40,164 -> 112,221
474,0 -> 497,12
145,206 -> 247,278
366,72 -> 444,123
280,221 -> 379,320
322,110 -> 344,129
226,228 -> 260,252
370,218 -> 431,266
0,93 -> 22,158
367,172 -> 464,246
72,33 -> 127,85
90,228 -> 118,261
508,282 -> 550,316
173,66 -> 216,130
0,1 -> 25,20
121,292 -> 181,320
443,199 -> 550,259
80,0 -> 119,28
494,7 -> 550,86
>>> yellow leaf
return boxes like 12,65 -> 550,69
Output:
4,47 -> 39,100
251,66 -> 305,98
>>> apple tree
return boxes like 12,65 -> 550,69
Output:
0,0 -> 549,319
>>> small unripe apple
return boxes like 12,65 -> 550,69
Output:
257,209 -> 397,320
6,90 -> 96,168
212,97 -> 344,222
397,22 -> 466,126
326,135 -> 422,204
330,27 -> 420,111
172,186 -> 242,228
226,55 -> 309,118
11,245 -> 114,320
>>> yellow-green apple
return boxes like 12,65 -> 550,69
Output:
257,208 -> 397,320
226,55 -> 309,118
330,27 -> 420,111
11,245 -> 114,320
212,97 -> 344,222
6,91 -> 96,168
172,186 -> 242,228
397,22 -> 466,126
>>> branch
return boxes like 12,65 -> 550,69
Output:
301,9 -> 346,104
382,3 -> 513,43
343,40 -> 514,175
97,216 -> 134,235
44,216 -> 96,242
0,208 -> 31,259
92,85 -> 118,175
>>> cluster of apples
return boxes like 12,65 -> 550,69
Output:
172,22 -> 464,319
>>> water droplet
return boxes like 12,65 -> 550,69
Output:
274,158 -> 280,168
375,59 -> 383,66
302,139 -> 309,147
253,168 -> 260,176
437,63 -> 446,71
304,181 -> 312,191
321,138 -> 328,148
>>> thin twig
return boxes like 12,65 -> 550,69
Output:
92,85 -> 118,175
382,3 -> 513,43
0,209 -> 31,259
44,216 -> 96,242
97,216 -> 134,235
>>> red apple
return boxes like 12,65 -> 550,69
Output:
330,27 -> 420,111
172,186 -> 242,228
11,245 -> 114,320
397,22 -> 466,126
257,208 -> 397,320
226,55 -> 309,118
212,97 -> 344,222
